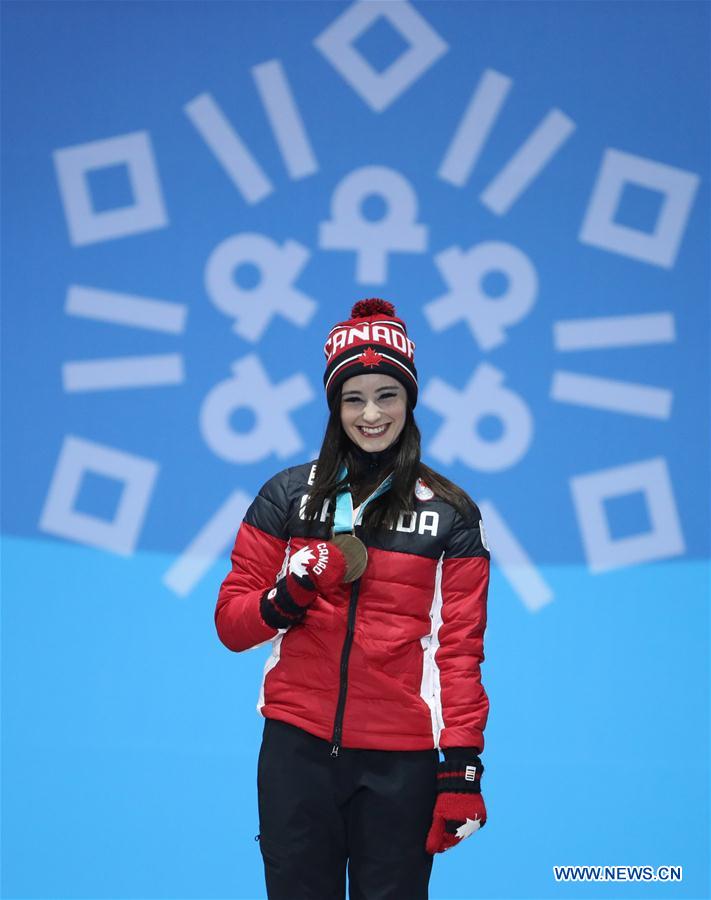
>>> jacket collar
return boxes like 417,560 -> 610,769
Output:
346,438 -> 400,483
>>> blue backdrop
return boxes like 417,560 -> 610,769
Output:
2,1 -> 709,898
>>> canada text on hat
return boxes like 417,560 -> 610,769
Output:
324,321 -> 415,363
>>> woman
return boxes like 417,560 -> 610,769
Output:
215,299 -> 490,900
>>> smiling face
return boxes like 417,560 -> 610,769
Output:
340,373 -> 407,452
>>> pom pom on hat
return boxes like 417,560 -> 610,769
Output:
351,298 -> 396,319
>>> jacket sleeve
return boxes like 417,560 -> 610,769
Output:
214,468 -> 292,652
435,504 -> 490,752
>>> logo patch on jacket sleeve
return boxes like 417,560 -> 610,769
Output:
479,519 -> 490,551
415,478 -> 434,501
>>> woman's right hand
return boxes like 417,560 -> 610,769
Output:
259,541 -> 347,630
285,541 -> 347,602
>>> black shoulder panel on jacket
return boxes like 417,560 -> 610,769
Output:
243,467 -> 292,540
444,505 -> 490,560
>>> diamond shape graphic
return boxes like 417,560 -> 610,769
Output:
53,130 -> 168,246
314,0 -> 448,113
579,148 -> 699,268
570,457 -> 685,573
39,435 -> 159,555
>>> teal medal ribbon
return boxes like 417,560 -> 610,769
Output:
333,465 -> 393,532
331,465 -> 393,581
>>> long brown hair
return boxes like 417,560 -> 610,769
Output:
302,384 -> 478,532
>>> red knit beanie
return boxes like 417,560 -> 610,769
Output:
323,299 -> 418,409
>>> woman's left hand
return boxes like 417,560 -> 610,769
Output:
425,759 -> 487,854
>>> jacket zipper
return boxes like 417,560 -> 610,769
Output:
330,577 -> 362,757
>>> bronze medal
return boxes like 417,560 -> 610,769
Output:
331,532 -> 368,582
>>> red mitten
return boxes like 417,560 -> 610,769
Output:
425,759 -> 487,855
260,541 -> 347,630
286,541 -> 347,600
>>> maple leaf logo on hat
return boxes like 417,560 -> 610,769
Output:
360,346 -> 384,368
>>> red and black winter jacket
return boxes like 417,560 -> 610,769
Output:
215,461 -> 490,754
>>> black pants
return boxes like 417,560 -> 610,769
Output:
257,718 -> 439,900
